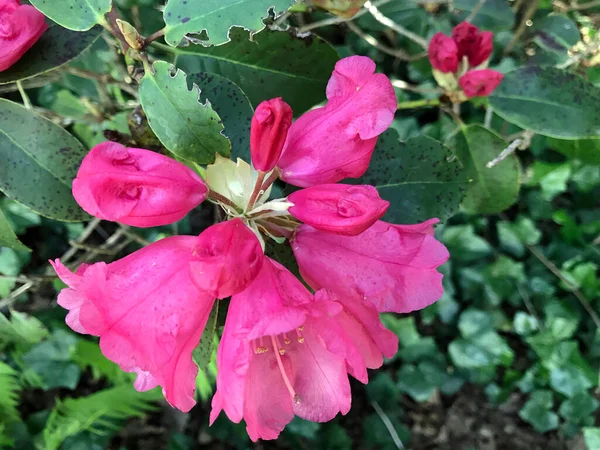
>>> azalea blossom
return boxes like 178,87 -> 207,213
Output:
52,55 -> 449,441
428,21 -> 503,98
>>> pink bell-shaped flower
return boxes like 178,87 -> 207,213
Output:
72,142 -> 208,227
288,184 -> 389,236
51,236 -> 215,412
190,218 -> 264,298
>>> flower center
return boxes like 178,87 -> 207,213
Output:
252,327 -> 305,404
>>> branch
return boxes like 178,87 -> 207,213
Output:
364,1 -> 428,49
346,22 -> 427,61
504,0 -> 540,55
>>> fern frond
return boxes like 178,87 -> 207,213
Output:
0,424 -> 15,449
42,385 -> 162,450
0,362 -> 21,423
0,310 -> 48,351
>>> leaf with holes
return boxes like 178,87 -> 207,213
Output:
29,0 -> 111,31
447,125 -> 520,215
166,27 -> 339,114
0,99 -> 88,221
163,0 -> 294,47
187,72 -> 253,162
139,61 -> 230,165
351,130 -> 468,224
0,23 -> 102,85
490,66 -> 600,139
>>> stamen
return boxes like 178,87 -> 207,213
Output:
283,333 -> 291,345
273,335 -> 286,355
295,328 -> 305,343
271,336 -> 299,404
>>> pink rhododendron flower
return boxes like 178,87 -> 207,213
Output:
292,219 -> 449,313
459,69 -> 504,98
0,0 -> 47,72
50,236 -> 215,412
288,184 -> 389,236
428,32 -> 459,73
250,98 -> 293,172
73,142 -> 208,227
210,258 -> 397,441
190,218 -> 264,298
277,56 -> 396,187
452,21 -> 493,67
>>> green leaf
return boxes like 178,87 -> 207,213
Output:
549,138 -> 600,165
458,309 -> 494,339
519,390 -> 559,433
559,392 -> 599,423
0,311 -> 49,350
187,72 -> 253,161
353,131 -> 468,224
0,362 -> 21,422
21,329 -> 81,390
449,125 -> 520,214
29,0 -> 111,31
139,61 -> 230,164
549,366 -> 592,398
0,99 -> 88,221
584,428 -> 600,450
0,209 -> 29,252
192,302 -> 218,370
168,27 -> 339,113
531,15 -> 580,54
0,23 -> 102,85
449,331 -> 514,369
490,66 -> 600,139
454,0 -> 514,31
513,312 -> 539,336
164,0 -> 294,46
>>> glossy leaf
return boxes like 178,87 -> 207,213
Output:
490,66 -> 600,139
163,0 -> 294,46
139,61 -> 230,164
0,23 -> 102,85
454,0 -> 514,31
352,130 -> 468,224
0,99 -> 88,221
187,72 -> 253,162
168,27 -> 339,113
448,125 -> 520,215
29,0 -> 111,31
0,209 -> 29,252
531,15 -> 580,54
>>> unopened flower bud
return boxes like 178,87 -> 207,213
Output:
452,21 -> 493,67
250,98 -> 293,172
428,33 -> 459,73
116,19 -> 143,51
459,69 -> 503,98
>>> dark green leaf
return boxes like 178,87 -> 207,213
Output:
519,390 -> 559,433
163,0 -> 294,46
139,61 -> 230,164
0,99 -> 88,221
29,0 -> 112,31
0,24 -> 102,85
187,72 -> 253,161
548,138 -> 600,165
559,392 -> 599,423
353,131 -> 468,224
531,15 -> 580,54
490,66 -> 600,139
168,27 -> 339,113
454,0 -> 514,31
550,366 -> 592,398
0,209 -> 29,252
449,125 -> 520,214
192,302 -> 218,370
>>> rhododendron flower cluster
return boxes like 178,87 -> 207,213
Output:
428,21 -> 504,98
52,55 -> 449,441
0,0 -> 47,72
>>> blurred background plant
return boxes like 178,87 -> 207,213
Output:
1,0 -> 600,449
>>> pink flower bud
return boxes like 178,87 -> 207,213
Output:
452,21 -> 493,67
428,32 -> 459,73
250,98 -> 293,172
459,69 -> 504,98
288,184 -> 389,236
0,0 -> 48,72
72,142 -> 208,227
190,218 -> 264,299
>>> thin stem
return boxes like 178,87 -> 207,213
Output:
16,81 -> 32,109
504,0 -> 539,55
64,66 -> 137,97
371,402 -> 405,449
298,0 -> 392,33
261,168 -> 281,193
392,79 -> 443,95
484,105 -> 493,129
465,0 -> 487,22
259,221 -> 293,239
365,1 -> 428,49
143,28 -> 166,48
397,98 -> 441,110
246,171 -> 266,212
346,22 -> 427,61
208,190 -> 238,210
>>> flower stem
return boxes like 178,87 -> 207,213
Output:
261,168 -> 281,193
208,190 -> 237,210
16,81 -> 32,109
246,171 -> 266,212
396,98 -> 441,110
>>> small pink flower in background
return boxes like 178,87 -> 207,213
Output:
51,236 -> 215,412
72,142 -> 208,227
277,56 -> 396,187
250,97 -> 293,172
459,69 -> 504,98
428,21 -> 503,98
0,0 -> 47,72
428,33 -> 459,73
190,218 -> 264,299
210,258 -> 397,441
288,184 -> 389,236
292,219 -> 449,313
